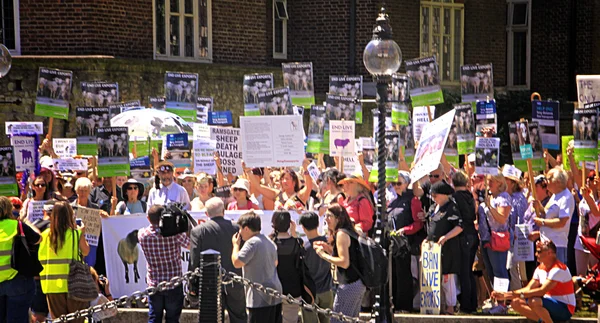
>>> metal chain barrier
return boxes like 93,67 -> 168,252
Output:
47,263 -> 367,323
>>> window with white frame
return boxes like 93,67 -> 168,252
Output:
420,0 -> 464,83
507,0 -> 530,88
154,0 -> 211,61
273,0 -> 288,58
1,0 -> 20,54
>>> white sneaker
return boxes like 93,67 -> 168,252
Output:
481,299 -> 494,314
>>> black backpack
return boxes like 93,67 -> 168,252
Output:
339,228 -> 388,289
293,238 -> 317,304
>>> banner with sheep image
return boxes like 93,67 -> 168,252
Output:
148,96 -> 166,110
256,87 -> 295,116
282,62 -> 315,109
328,75 -> 363,124
243,73 -> 274,116
454,103 -> 476,154
34,67 -> 73,119
328,120 -> 355,158
0,146 -> 17,196
80,81 -> 119,108
76,107 -> 110,155
164,71 -> 199,122
391,74 -> 410,126
405,56 -> 444,107
96,127 -> 130,177
460,63 -> 494,103
307,105 -> 326,154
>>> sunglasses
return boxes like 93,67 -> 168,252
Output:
232,187 -> 246,192
392,182 -> 405,186
34,183 -> 47,188
182,179 -> 195,183
127,186 -> 139,191
429,174 -> 440,179
159,165 -> 173,172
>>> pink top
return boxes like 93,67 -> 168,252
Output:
227,200 -> 257,211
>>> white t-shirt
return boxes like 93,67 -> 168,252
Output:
575,198 -> 600,252
540,188 -> 574,247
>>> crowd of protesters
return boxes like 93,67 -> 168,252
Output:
0,128 -> 594,323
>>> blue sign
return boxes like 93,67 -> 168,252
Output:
166,133 -> 189,149
130,156 -> 150,168
208,111 -> 233,126
531,100 -> 560,150
476,100 -> 496,115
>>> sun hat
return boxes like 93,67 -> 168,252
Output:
177,168 -> 196,180
501,164 -> 522,183
231,178 -> 250,193
121,179 -> 144,200
155,160 -> 174,173
338,173 -> 370,191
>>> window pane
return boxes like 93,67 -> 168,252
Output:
155,0 -> 166,55
185,0 -> 193,14
275,1 -> 288,19
432,35 -> 440,58
433,7 -> 440,34
513,31 -> 527,85
453,9 -> 462,81
2,0 -> 15,50
513,3 -> 527,25
170,15 -> 180,56
198,0 -> 209,57
443,8 -> 450,35
274,19 -> 283,53
184,17 -> 194,57
170,0 -> 179,13
443,36 -> 450,81
421,6 -> 429,56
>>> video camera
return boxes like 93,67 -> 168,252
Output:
159,203 -> 196,237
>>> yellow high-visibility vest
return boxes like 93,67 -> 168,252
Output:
39,228 -> 79,294
0,219 -> 18,283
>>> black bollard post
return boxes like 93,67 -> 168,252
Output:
198,249 -> 222,323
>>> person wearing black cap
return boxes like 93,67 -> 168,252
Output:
426,180 -> 463,314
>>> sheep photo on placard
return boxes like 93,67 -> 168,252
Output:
326,95 -> 356,122
81,82 -> 119,108
36,68 -> 72,103
460,64 -> 494,102
243,74 -> 274,116
283,64 -> 314,94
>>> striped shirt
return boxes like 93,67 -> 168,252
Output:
533,260 -> 576,314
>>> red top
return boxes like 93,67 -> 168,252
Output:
227,200 -> 257,211
342,195 -> 374,232
402,197 -> 424,235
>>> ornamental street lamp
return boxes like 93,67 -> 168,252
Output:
362,7 -> 401,323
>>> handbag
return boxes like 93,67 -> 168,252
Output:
11,221 -> 43,277
68,230 -> 98,302
483,206 -> 510,252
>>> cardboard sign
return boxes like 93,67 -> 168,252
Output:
53,138 -> 77,158
193,138 -> 217,175
515,224 -> 534,262
210,127 -> 243,175
576,75 -> 600,108
405,56 -> 444,106
475,137 -> 500,175
96,127 -> 130,177
27,200 -> 46,223
476,100 -> 497,134
420,241 -> 442,315
53,158 -> 88,172
460,63 -> 494,103
76,206 -> 102,246
531,100 -> 560,150
329,120 -> 355,158
5,122 -> 43,136
573,106 -> 598,162
80,81 -> 119,108
11,135 -> 38,173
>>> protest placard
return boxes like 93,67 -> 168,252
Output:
532,100 -> 560,150
53,158 -> 88,172
130,156 -> 152,184
76,107 -> 110,155
361,137 -> 376,171
329,120 -> 355,158
5,122 -> 43,136
576,75 -> 600,108
244,73 -> 274,116
329,75 -> 363,124
509,122 -> 545,172
420,241 -> 442,315
326,94 -> 357,122
476,100 -> 497,134
282,62 -> 315,109
391,74 -> 410,126
196,96 -> 213,124
108,100 -> 142,119
307,105 -> 326,154
516,120 -> 533,159
193,123 -> 210,140
515,224 -> 534,262
164,71 -> 198,122
256,87 -> 294,116
80,81 -> 119,108
240,115 -> 304,168
76,206 -> 102,246
454,103 -> 475,154
208,111 -> 233,126
35,67 -> 73,119
11,135 -> 38,173
148,96 -> 166,110
444,125 -> 459,168
493,277 -> 510,293
53,138 -> 77,158
0,146 -> 17,196
210,127 -> 243,175
96,127 -> 130,177
460,63 -> 494,103
410,109 -> 455,184
573,106 -> 598,163
26,200 -> 46,223
307,161 -> 321,183
405,56 -> 444,107
193,138 -> 217,175
412,106 -> 434,142
475,137 -> 500,175
163,133 -> 191,171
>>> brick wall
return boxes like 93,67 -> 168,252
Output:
19,0 -> 153,59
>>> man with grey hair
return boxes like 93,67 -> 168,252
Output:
532,167 -> 574,263
188,197 -> 247,322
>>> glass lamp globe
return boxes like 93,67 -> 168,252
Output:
0,44 -> 11,78
363,38 -> 402,76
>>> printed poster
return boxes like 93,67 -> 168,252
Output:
326,94 -> 356,121
5,122 -> 43,136
239,115 -> 304,168
76,107 -> 110,155
391,74 -> 410,126
193,138 -> 217,175
35,67 -> 73,119
148,96 -> 166,110
164,71 -> 199,122
76,206 -> 102,247
53,138 -> 77,158
243,73 -> 274,116
516,120 -> 533,159
108,100 -> 142,119
528,121 -> 545,167
405,56 -> 444,106
328,120 -> 355,158
576,75 -> 600,108
80,81 -> 119,107
282,62 -> 315,109
162,133 -> 192,171
420,241 -> 442,315
532,100 -> 560,150
257,87 -> 294,115
361,137 -> 376,172
509,122 -> 545,173
329,75 -> 363,124
53,158 -> 88,172
399,115 -> 416,165
444,125 -> 459,168
26,200 -> 46,223
210,127 -> 243,175
475,137 -> 500,175
515,224 -> 534,262
410,109 -> 455,184
454,103 -> 475,154
307,105 -> 326,154
460,63 -> 494,103
96,127 -> 130,177
196,96 -> 213,124
412,106 -> 435,143
573,106 -> 598,162
130,156 -> 152,187
11,135 -> 38,173
475,100 -> 497,134
0,146 -> 18,196
208,111 -> 233,126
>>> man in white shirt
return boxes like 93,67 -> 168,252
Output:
532,167 -> 574,264
147,161 -> 191,211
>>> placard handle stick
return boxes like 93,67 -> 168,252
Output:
92,156 -> 97,179
339,119 -> 345,172
426,105 -> 433,122
111,176 -> 117,201
530,92 -> 542,102
47,117 -> 54,140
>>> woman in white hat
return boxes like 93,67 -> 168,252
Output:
114,179 -> 147,215
502,165 -> 528,290
177,169 -> 197,201
228,178 -> 257,211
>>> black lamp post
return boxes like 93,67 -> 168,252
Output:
362,7 -> 402,323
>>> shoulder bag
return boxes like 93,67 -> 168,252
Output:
68,229 -> 99,302
482,205 -> 510,252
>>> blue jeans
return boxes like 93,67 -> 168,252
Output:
556,247 -> 567,264
0,274 -> 35,323
482,245 -> 509,284
148,285 -> 184,323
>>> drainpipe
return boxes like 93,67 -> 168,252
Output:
567,0 -> 577,101
349,0 -> 356,74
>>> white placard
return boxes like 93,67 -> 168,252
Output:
240,115 -> 305,168
493,277 -> 510,293
307,161 -> 321,183
328,120 -> 355,158
53,158 -> 88,172
27,200 -> 46,223
192,123 -> 210,140
515,224 -> 534,262
76,206 -> 102,246
210,127 -> 243,175
5,122 -> 44,135
53,138 -> 77,158
576,75 -> 600,108
420,241 -> 442,315
475,137 -> 500,175
413,106 -> 435,142
193,138 -> 217,175
11,135 -> 37,173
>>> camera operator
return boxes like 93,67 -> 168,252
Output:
147,161 -> 191,211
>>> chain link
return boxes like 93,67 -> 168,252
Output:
48,262 -> 366,323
